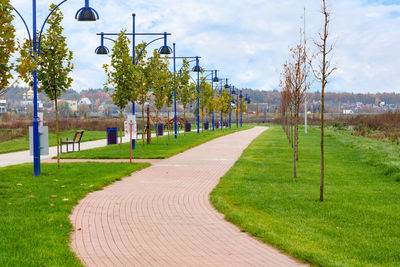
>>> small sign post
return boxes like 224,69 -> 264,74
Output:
125,115 -> 136,164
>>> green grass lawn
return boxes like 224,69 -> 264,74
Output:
0,129 -> 108,154
211,125 -> 400,266
0,162 -> 149,266
60,126 -> 252,159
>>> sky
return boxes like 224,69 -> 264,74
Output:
9,0 -> 400,93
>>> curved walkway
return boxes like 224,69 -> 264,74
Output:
70,127 -> 305,266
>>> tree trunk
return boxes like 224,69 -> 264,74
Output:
142,103 -> 145,146
55,94 -> 60,169
167,106 -> 170,141
119,108 -> 123,152
183,107 -> 186,137
156,110 -> 159,144
296,103 -> 299,161
321,84 -> 325,202
294,111 -> 298,178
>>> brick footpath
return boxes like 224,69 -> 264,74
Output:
70,127 -> 306,266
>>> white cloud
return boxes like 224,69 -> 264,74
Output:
9,0 -> 400,93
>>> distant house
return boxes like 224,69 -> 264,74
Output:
57,100 -> 78,112
0,99 -> 7,114
343,109 -> 354,115
79,97 -> 92,107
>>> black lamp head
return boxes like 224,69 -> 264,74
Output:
192,65 -> 203,72
224,83 -> 230,89
158,45 -> 173,55
95,45 -> 109,55
213,76 -> 219,82
75,1 -> 99,22
232,88 -> 236,95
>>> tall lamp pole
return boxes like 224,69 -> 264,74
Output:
192,57 -> 203,133
11,0 -> 99,177
155,54 -> 200,139
95,14 -> 172,147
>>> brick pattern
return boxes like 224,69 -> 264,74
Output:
70,127 -> 306,266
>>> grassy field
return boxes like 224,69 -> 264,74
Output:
60,126 -> 252,159
211,125 -> 400,266
0,129 -> 108,154
0,162 -> 149,266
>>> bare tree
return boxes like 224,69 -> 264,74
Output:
310,0 -> 336,201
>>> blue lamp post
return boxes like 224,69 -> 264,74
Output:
95,14 -> 172,148
153,52 -> 200,139
11,0 -> 99,177
198,70 -> 219,131
192,57 -> 203,134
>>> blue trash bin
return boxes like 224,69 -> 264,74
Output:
185,123 -> 191,132
107,128 -> 118,145
157,124 -> 164,136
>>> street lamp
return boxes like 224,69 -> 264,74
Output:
11,0 -> 99,177
198,70 -> 219,131
95,14 -> 172,148
192,56 -> 203,134
154,51 -> 200,139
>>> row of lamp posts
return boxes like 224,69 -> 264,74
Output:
11,1 -> 249,176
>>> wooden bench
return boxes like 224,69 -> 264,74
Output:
60,130 -> 84,153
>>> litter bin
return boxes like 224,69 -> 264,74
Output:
185,123 -> 191,132
204,122 -> 209,130
157,124 -> 164,136
107,128 -> 118,145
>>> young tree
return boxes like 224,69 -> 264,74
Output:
103,30 -> 135,151
177,59 -> 194,136
149,49 -> 168,143
27,4 -> 74,169
216,88 -> 232,129
161,59 -> 174,140
310,0 -> 336,201
199,78 -> 214,130
133,42 -> 151,146
0,0 -> 16,96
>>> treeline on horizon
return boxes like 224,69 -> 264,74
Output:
4,85 -> 400,106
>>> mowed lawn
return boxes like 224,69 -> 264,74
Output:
211,125 -> 400,266
0,129 -> 107,154
0,162 -> 149,266
60,126 -> 252,159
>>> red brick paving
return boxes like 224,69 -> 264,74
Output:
70,127 -> 306,266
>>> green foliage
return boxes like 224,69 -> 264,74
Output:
0,0 -> 16,94
216,88 -> 232,115
133,42 -> 150,106
211,125 -> 400,266
37,4 -> 73,101
0,162 -> 148,266
177,59 -> 195,119
103,30 -> 135,109
149,50 -> 168,118
199,78 -> 215,115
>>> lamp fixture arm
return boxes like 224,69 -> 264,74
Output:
10,5 -> 32,43
178,59 -> 196,74
38,0 -> 68,56
135,36 -> 164,65
199,72 -> 213,89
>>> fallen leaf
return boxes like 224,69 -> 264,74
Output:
59,224 -> 63,227
17,183 -> 22,186
50,204 -> 54,206
77,227 -> 82,231
60,185 -> 65,188
63,198 -> 69,201
29,195 -> 35,198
